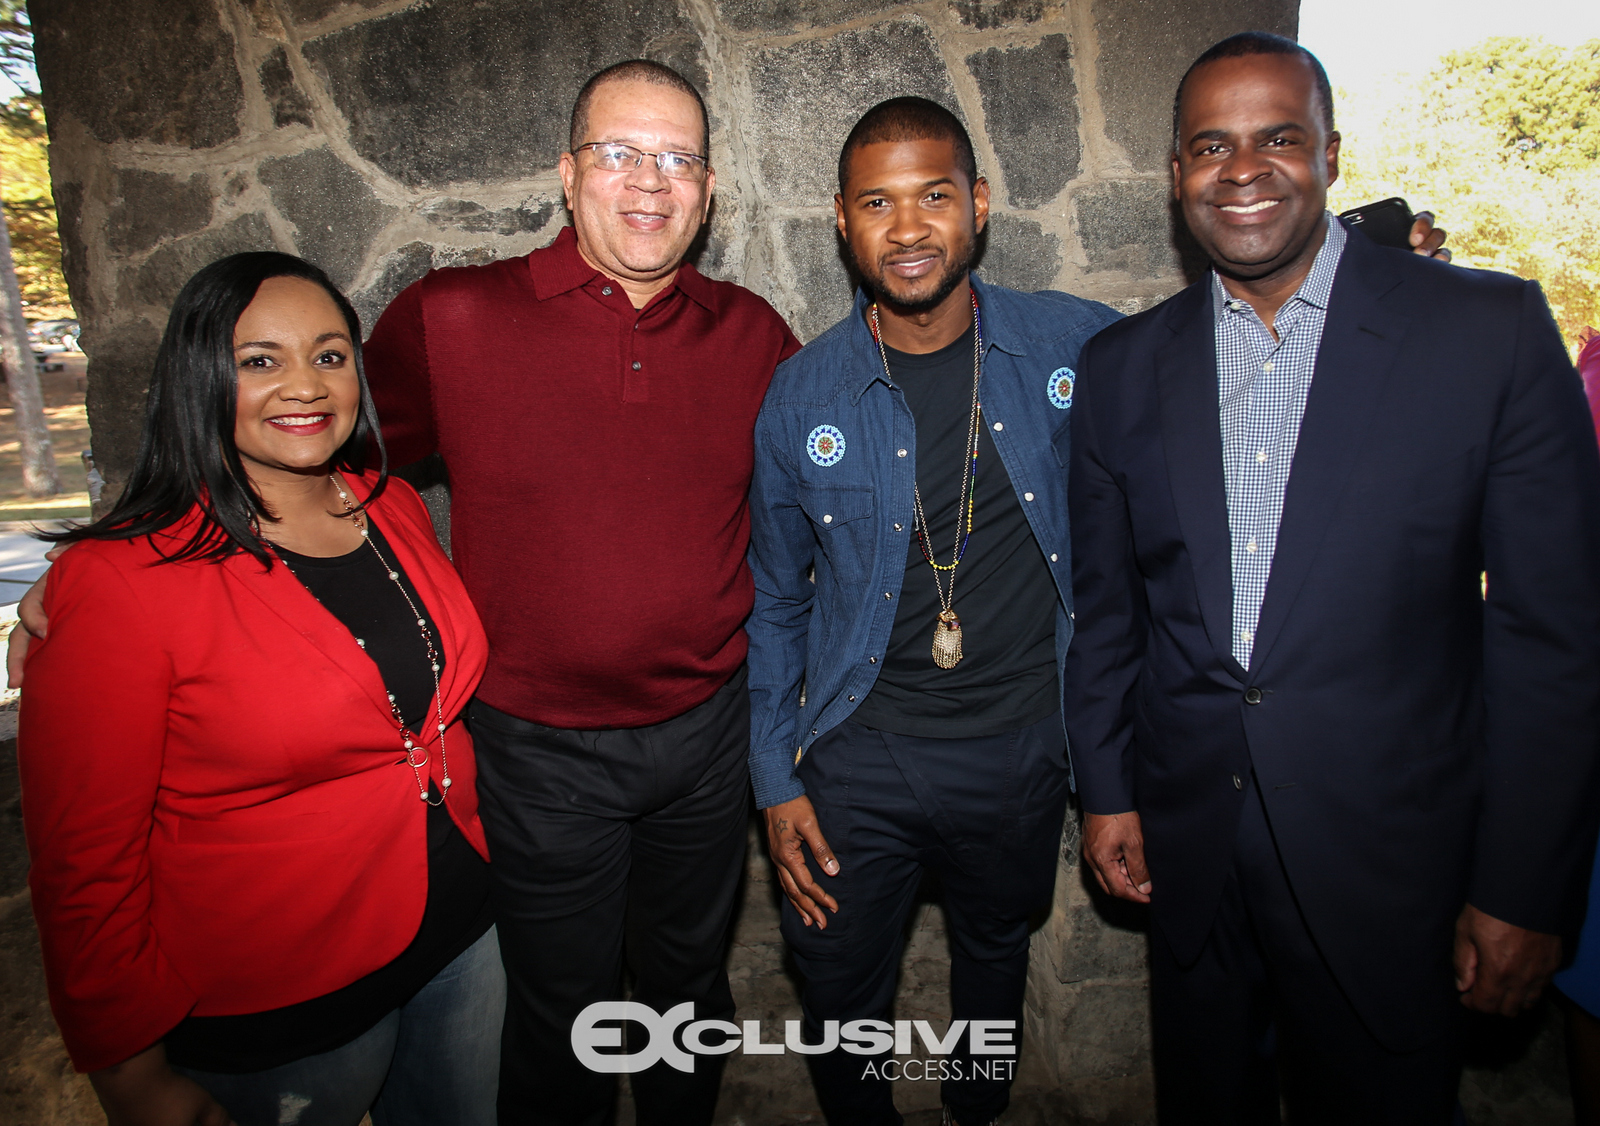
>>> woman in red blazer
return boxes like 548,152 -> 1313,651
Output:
21,253 -> 499,1126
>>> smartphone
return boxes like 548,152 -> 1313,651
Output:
1339,197 -> 1415,250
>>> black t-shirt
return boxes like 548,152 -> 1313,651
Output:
162,518 -> 494,1073
850,321 -> 1060,738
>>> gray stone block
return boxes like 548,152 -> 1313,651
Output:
747,20 -> 959,204
422,197 -> 559,239
31,0 -> 242,149
84,317 -> 163,499
107,170 -> 214,257
258,147 -> 399,291
775,216 -> 857,343
280,0 -> 394,23
688,197 -> 742,284
117,212 -> 279,313
259,45 -> 316,130
302,0 -> 707,188
1074,179 -> 1181,279
974,212 -> 1061,294
1040,870 -> 1150,984
51,180 -> 91,317
714,0 -> 901,33
949,0 -> 1054,30
967,34 -> 1081,209
1092,0 -> 1297,171
351,241 -> 436,334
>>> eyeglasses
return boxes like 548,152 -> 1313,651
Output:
573,142 -> 709,183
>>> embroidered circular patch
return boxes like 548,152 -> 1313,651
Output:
807,424 -> 847,467
1047,367 -> 1076,410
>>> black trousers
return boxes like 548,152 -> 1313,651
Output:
1150,777 -> 1462,1125
470,668 -> 751,1126
782,714 -> 1073,1126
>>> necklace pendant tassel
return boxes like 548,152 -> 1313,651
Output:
932,609 -> 964,669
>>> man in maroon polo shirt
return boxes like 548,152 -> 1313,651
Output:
362,61 -> 798,1125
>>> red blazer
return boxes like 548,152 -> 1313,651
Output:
20,473 -> 489,1072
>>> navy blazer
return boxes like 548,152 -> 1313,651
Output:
1065,221 -> 1600,1049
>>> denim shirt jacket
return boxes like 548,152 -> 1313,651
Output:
747,275 -> 1123,809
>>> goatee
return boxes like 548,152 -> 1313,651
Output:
854,238 -> 978,315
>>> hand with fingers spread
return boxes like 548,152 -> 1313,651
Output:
7,544 -> 65,689
1082,811 -> 1152,904
1454,903 -> 1560,1016
764,794 -> 841,928
1408,210 -> 1452,263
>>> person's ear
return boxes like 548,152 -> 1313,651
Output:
558,151 -> 578,211
972,176 -> 991,235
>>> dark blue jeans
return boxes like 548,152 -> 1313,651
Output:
783,714 -> 1072,1126
176,927 -> 504,1126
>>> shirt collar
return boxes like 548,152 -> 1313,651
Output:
846,274 -> 1016,404
527,224 -> 715,312
1211,212 -> 1346,324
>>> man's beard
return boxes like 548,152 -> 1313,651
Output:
854,235 -> 979,315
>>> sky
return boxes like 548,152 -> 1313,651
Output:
1299,0 -> 1600,91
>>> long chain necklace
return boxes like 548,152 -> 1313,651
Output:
329,474 -> 452,805
869,291 -> 983,669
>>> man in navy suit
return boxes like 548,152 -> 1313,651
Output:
1067,31 -> 1600,1123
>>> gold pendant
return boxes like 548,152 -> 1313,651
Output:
932,609 -> 964,669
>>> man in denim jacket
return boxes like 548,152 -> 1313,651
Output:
746,97 -> 1121,1126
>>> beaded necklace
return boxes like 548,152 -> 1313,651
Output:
869,290 -> 983,669
328,474 -> 453,805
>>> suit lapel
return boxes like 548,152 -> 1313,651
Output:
1248,236 -> 1411,673
1156,282 -> 1245,678
221,547 -> 401,723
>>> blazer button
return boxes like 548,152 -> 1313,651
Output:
1232,774 -> 1243,790
1244,687 -> 1263,705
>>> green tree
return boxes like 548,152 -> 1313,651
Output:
0,94 -> 69,312
0,0 -> 57,495
1433,37 -> 1600,173
1329,37 -> 1600,351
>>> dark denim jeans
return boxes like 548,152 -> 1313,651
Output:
176,926 -> 505,1126
783,714 -> 1072,1126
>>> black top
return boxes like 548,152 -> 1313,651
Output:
162,518 -> 494,1074
851,321 -> 1060,738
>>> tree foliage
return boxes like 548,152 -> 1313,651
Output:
0,94 -> 69,313
1329,37 -> 1600,351
1434,37 -> 1600,174
0,0 -> 33,95
0,2 -> 67,315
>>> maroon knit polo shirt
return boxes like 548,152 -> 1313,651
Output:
364,227 -> 800,729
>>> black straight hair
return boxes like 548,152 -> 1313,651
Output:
838,96 -> 979,196
1173,31 -> 1335,153
44,251 -> 388,567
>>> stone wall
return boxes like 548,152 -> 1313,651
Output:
21,1 -> 1303,1123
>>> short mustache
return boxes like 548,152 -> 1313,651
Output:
877,243 -> 943,268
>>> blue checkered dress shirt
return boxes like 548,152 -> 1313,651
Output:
1215,216 -> 1347,669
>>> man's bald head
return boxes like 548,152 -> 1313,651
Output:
569,60 -> 710,155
